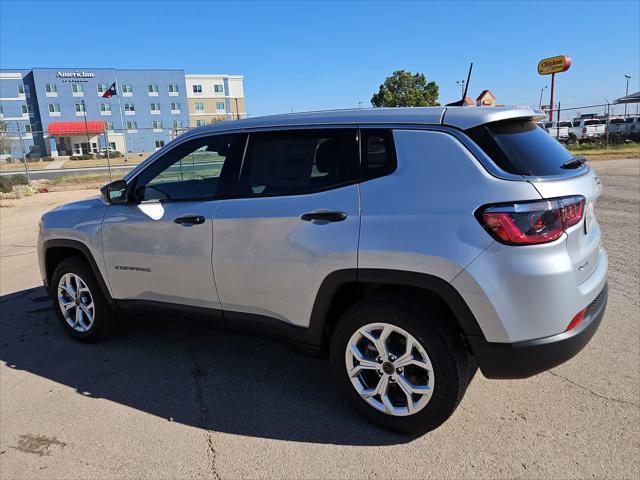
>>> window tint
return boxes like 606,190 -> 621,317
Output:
625,117 -> 635,124
238,129 -> 358,197
609,118 -> 625,124
466,119 -> 576,177
584,119 -> 601,126
573,121 -> 581,127
361,129 -> 397,181
558,122 -> 572,127
135,134 -> 244,201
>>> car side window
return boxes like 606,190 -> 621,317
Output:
134,134 -> 244,201
360,129 -> 397,181
237,129 -> 358,197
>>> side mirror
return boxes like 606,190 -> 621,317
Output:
101,180 -> 128,204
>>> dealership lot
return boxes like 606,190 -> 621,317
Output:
0,159 -> 638,479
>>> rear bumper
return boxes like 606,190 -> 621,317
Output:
468,282 -> 608,379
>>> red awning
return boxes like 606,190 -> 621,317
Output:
48,121 -> 106,136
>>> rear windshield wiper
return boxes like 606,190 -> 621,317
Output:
561,156 -> 587,169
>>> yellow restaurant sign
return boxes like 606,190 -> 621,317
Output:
538,55 -> 572,75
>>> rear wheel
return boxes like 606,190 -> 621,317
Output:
51,257 -> 115,342
330,297 -> 476,435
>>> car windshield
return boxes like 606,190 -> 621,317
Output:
466,119 -> 576,176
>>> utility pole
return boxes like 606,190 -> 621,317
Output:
16,121 -> 31,184
539,85 -> 548,109
624,75 -> 631,118
81,100 -> 91,155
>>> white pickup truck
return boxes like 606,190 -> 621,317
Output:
544,121 -> 571,143
569,119 -> 606,143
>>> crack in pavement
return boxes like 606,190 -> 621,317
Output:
548,371 -> 639,407
187,328 -> 221,480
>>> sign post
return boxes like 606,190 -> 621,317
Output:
538,55 -> 572,123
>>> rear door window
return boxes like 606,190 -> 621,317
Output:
466,119 -> 577,176
237,129 -> 358,197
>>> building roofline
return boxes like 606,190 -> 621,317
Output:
185,74 -> 244,78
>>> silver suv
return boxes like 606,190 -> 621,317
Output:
37,107 -> 608,435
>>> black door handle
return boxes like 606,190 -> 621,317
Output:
174,215 -> 206,225
300,211 -> 347,222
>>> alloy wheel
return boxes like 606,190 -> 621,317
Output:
345,322 -> 434,416
57,273 -> 95,333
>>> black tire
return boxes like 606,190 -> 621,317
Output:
330,297 -> 476,436
50,256 -> 115,342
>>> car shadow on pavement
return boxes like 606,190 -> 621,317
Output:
0,287 -> 409,446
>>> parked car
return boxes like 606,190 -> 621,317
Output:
625,116 -> 640,141
570,118 -> 606,143
544,121 -> 571,143
605,117 -> 627,143
38,107 -> 608,435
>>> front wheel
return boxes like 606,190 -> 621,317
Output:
330,298 -> 476,435
51,257 -> 115,342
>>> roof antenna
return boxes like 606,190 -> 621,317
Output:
446,62 -> 473,107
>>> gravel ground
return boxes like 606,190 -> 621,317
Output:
0,159 -> 638,479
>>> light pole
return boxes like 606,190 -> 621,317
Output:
539,85 -> 548,109
624,75 -> 631,118
81,100 -> 91,155
456,80 -> 466,99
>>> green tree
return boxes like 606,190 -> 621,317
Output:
371,70 -> 440,107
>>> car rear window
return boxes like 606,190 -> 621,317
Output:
584,119 -> 601,126
466,118 -> 577,176
558,122 -> 572,127
609,118 -> 625,124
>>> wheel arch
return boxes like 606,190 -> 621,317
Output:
43,239 -> 114,305
309,269 -> 485,347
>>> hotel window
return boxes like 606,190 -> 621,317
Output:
97,84 -> 108,94
126,121 -> 137,129
150,102 -> 161,112
152,121 -> 163,129
214,84 -> 224,93
195,102 -> 204,111
170,102 -> 180,111
109,142 -> 116,150
72,84 -> 84,94
216,102 -> 225,111
196,119 -> 206,127
192,84 -> 202,93
100,103 -> 112,112
17,85 -> 25,95
45,83 -> 57,93
105,121 -> 113,129
168,84 -> 179,93
48,103 -> 60,113
155,140 -> 165,149
124,103 -> 135,112
148,84 -> 158,93
173,120 -> 183,128
75,103 -> 85,112
122,84 -> 133,94
21,104 -> 32,114
24,124 -> 33,133
29,145 -> 40,154
0,105 -> 3,115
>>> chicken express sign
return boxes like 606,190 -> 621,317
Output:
537,55 -> 572,75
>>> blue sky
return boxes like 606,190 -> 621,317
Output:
1,0 -> 638,119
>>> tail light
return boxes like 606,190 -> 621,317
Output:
477,195 -> 585,245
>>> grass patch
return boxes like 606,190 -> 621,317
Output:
52,173 -> 125,187
567,142 -> 640,153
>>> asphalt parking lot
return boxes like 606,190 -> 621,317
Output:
0,159 -> 638,479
